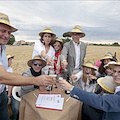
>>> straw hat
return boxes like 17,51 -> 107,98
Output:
51,37 -> 63,45
67,25 -> 85,38
27,55 -> 46,68
0,13 -> 18,32
109,61 -> 120,69
100,52 -> 116,61
6,54 -> 14,59
104,61 -> 116,69
82,61 -> 97,70
39,27 -> 56,38
97,76 -> 117,93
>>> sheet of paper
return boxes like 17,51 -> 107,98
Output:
35,93 -> 64,111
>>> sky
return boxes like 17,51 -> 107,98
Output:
0,0 -> 120,44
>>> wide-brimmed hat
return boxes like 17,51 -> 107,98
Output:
109,61 -> 120,69
6,54 -> 14,59
39,27 -> 56,38
82,61 -> 97,70
100,52 -> 116,61
27,55 -> 46,68
0,13 -> 18,32
97,76 -> 117,93
104,61 -> 116,69
51,37 -> 63,45
67,25 -> 85,38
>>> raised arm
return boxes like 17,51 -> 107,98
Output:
0,65 -> 55,86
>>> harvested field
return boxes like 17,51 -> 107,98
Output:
6,45 -> 120,74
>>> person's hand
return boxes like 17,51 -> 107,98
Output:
70,75 -> 77,81
88,74 -> 97,81
36,75 -> 56,86
39,86 -> 46,91
47,57 -> 54,66
61,60 -> 68,70
8,96 -> 11,105
58,78 -> 73,91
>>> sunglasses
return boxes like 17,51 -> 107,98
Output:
34,63 -> 42,66
53,44 -> 60,47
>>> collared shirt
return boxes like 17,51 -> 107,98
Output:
72,41 -> 80,69
115,86 -> 120,94
0,45 -> 8,94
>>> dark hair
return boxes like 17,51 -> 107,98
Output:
40,33 -> 53,45
98,58 -> 114,74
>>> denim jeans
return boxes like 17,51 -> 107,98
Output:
0,91 -> 10,120
10,96 -> 20,120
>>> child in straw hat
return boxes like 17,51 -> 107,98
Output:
5,54 -> 19,120
52,37 -> 63,75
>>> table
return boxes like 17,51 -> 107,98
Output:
19,85 -> 82,120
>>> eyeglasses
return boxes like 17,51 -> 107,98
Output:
34,63 -> 42,66
53,44 -> 60,47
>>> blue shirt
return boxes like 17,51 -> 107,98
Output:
0,45 -> 8,94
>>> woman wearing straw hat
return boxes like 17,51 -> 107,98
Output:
77,61 -> 97,92
0,13 -> 55,120
97,52 -> 117,78
32,27 -> 56,75
52,37 -> 63,75
61,25 -> 87,81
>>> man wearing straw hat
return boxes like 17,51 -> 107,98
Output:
59,61 -> 120,120
61,25 -> 87,84
0,12 -> 55,120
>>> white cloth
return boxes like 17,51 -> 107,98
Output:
74,70 -> 83,81
32,40 -> 55,75
0,45 -> 8,94
7,67 -> 13,73
115,86 -> 120,94
72,41 -> 80,69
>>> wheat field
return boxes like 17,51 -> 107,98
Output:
6,45 -> 120,74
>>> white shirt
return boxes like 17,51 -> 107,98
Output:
32,40 -> 55,75
115,86 -> 120,94
79,77 -> 95,92
72,41 -> 80,69
0,45 -> 8,94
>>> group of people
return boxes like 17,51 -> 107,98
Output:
0,12 -> 120,120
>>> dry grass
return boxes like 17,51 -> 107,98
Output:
6,45 -> 120,74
